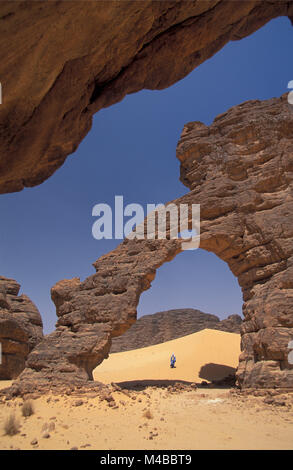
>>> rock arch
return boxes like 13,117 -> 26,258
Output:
11,93 -> 293,394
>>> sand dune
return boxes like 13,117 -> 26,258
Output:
93,328 -> 241,384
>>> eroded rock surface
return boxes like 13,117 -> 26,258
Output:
0,276 -> 43,379
10,241 -> 181,395
177,94 -> 293,388
9,93 -> 293,394
111,309 -> 242,353
0,0 -> 292,193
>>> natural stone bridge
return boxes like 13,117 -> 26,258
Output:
11,94 -> 293,394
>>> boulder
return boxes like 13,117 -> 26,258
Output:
0,276 -> 43,379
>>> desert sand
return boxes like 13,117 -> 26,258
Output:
0,329 -> 292,450
94,328 -> 240,384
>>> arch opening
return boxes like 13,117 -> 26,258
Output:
6,90 -> 293,396
94,248 -> 243,388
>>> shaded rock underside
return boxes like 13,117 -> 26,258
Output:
0,0 -> 292,193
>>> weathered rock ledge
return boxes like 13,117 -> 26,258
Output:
0,0 -> 292,193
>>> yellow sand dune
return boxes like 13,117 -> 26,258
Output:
93,328 -> 241,384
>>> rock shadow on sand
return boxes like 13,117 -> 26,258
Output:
199,363 -> 236,382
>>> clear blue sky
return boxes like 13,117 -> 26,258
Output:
0,17 -> 292,334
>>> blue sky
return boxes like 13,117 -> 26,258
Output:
0,17 -> 292,334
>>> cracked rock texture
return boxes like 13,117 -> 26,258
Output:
0,0 -> 292,193
10,93 -> 293,394
0,276 -> 43,379
10,240 -> 182,395
177,94 -> 293,388
110,309 -> 242,353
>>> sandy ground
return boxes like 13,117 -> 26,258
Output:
0,329 -> 292,450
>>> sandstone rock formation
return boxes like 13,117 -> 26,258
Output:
0,276 -> 43,379
10,241 -> 182,395
177,94 -> 293,388
0,1 -> 292,193
110,309 -> 242,353
9,93 -> 293,394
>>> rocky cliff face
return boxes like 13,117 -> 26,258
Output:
0,1 -> 292,194
0,276 -> 43,379
111,309 -> 242,353
177,94 -> 293,388
8,93 -> 293,394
